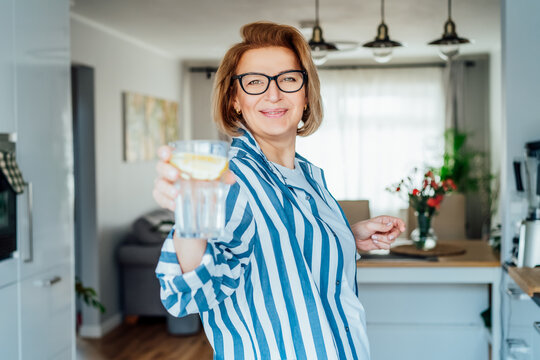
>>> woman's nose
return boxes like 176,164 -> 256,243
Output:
265,80 -> 282,102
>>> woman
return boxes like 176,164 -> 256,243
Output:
154,22 -> 405,359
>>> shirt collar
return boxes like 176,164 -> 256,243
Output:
231,128 -> 318,185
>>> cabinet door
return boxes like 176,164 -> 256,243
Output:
14,0 -> 73,278
531,321 -> 540,360
0,0 -> 15,133
0,283 -> 19,360
19,263 -> 73,360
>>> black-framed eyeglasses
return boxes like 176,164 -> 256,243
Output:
232,70 -> 307,95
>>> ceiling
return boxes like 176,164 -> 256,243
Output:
70,0 -> 501,63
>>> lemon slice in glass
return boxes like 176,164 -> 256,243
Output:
170,152 -> 228,180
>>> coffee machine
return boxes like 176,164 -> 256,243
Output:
513,140 -> 540,267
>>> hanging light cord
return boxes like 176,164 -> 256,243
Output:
381,0 -> 385,23
448,0 -> 452,20
315,0 -> 320,25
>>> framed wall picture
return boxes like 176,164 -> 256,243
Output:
123,92 -> 179,162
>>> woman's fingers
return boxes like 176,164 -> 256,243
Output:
358,238 -> 391,251
372,239 -> 391,250
155,178 -> 178,199
220,170 -> 237,185
152,184 -> 176,211
366,220 -> 395,234
158,145 -> 172,162
156,160 -> 179,182
377,215 -> 406,233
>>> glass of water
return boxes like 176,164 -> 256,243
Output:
169,140 -> 230,238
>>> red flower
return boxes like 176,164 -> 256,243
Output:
425,171 -> 433,178
423,179 -> 428,189
412,189 -> 420,196
427,195 -> 444,209
431,180 -> 438,189
447,179 -> 457,190
396,187 -> 401,192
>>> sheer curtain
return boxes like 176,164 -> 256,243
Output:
296,67 -> 445,216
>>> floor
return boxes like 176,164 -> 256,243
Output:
76,317 -> 213,360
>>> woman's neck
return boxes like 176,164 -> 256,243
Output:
253,133 -> 296,169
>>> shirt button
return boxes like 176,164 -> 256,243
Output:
305,194 -> 311,200
345,326 -> 350,332
336,280 -> 340,286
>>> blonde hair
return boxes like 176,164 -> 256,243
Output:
212,21 -> 323,137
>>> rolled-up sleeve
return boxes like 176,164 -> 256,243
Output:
155,179 -> 256,317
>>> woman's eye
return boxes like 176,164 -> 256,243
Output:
282,77 -> 297,82
247,79 -> 264,86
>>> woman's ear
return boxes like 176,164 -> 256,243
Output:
233,97 -> 240,113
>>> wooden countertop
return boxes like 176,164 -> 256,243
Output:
357,240 -> 500,268
508,267 -> 540,297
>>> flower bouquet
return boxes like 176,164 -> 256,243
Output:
387,169 -> 457,250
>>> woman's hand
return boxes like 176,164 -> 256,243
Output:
351,215 -> 406,252
152,145 -> 236,211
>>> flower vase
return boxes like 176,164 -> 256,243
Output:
410,212 -> 437,250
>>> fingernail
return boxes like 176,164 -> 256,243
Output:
389,235 -> 395,240
373,239 -> 378,244
168,169 -> 177,179
387,222 -> 393,227
372,235 -> 378,240
170,188 -> 177,197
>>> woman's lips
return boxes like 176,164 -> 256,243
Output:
260,109 -> 288,118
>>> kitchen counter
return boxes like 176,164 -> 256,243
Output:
357,240 -> 500,267
355,239 -> 502,360
506,266 -> 540,308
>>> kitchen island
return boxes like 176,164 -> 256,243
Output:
356,240 -> 501,360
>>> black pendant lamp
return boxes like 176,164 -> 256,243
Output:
307,0 -> 358,65
428,0 -> 470,61
308,0 -> 337,65
362,0 -> 402,63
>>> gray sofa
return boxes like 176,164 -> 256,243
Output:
117,208 -> 201,335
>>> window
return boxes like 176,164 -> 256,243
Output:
297,67 -> 445,216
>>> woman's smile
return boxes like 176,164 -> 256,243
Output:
259,108 -> 288,118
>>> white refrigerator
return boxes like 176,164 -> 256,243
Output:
0,0 -> 75,358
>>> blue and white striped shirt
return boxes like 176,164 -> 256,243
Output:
156,129 -> 370,359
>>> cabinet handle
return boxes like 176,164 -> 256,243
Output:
506,338 -> 530,354
34,276 -> 62,287
534,322 -> 540,335
505,287 -> 529,300
23,182 -> 34,263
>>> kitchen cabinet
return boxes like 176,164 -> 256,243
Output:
0,0 -> 74,358
357,240 -> 501,360
14,0 -> 73,280
502,272 -> 540,359
19,263 -> 73,360
0,0 -> 15,133
0,283 -> 19,360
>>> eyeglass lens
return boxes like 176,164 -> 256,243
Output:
241,71 -> 304,95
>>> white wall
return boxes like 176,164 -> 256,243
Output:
500,0 -> 540,261
489,48 -> 502,224
70,15 -> 182,335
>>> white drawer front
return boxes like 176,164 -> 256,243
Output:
358,283 -> 489,325
19,263 -> 73,360
367,324 -> 487,360
0,283 -> 19,360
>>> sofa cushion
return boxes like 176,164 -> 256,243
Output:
117,243 -> 163,266
131,209 -> 174,245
